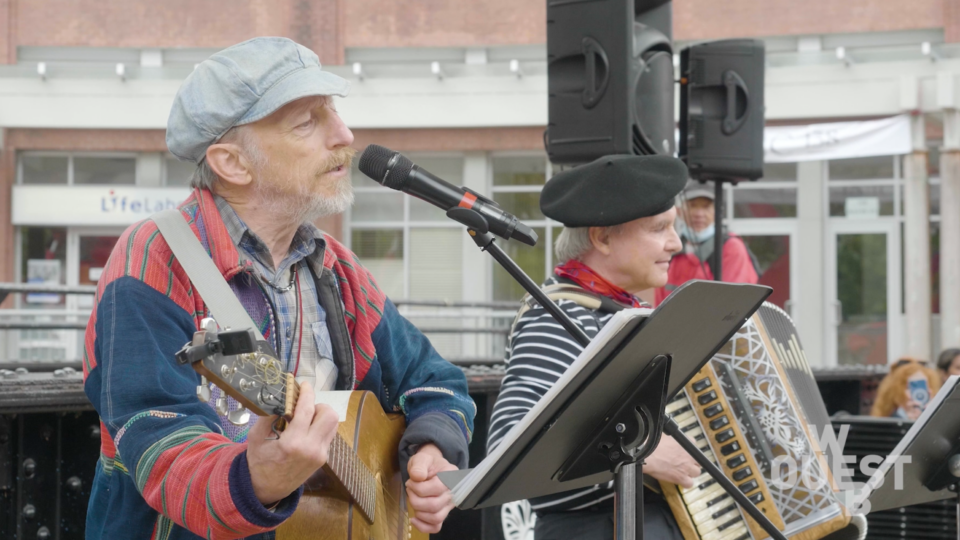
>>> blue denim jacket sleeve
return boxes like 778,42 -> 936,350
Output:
358,298 -> 476,471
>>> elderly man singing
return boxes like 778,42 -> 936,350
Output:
83,37 -> 475,539
488,155 -> 702,540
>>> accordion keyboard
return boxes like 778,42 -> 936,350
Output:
663,368 -> 785,540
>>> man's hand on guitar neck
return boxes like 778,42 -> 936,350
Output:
407,443 -> 458,534
246,382 -> 340,505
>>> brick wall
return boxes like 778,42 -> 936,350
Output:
0,0 -> 949,66
4,0 -> 344,64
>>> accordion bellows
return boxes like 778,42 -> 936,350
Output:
660,302 -> 852,540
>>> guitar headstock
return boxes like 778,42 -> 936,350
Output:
177,318 -> 297,421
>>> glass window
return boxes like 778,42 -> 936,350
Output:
930,181 -> 941,216
164,157 -> 195,187
740,235 -> 790,310
828,156 -> 895,181
20,155 -> 68,185
492,191 -> 545,221
493,156 -> 547,186
760,163 -> 797,182
829,185 -> 895,217
74,157 -> 136,185
352,229 -> 404,298
494,229 -> 546,302
20,227 -> 67,307
928,142 -> 941,178
733,188 -> 797,218
352,192 -> 405,222
836,233 -> 888,365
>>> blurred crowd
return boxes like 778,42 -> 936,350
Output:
869,348 -> 960,420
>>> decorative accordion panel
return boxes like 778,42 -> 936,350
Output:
662,302 -> 850,540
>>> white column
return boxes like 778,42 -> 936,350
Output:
461,152 -> 491,359
795,160 -> 826,366
941,110 -> 960,349
903,114 -> 931,360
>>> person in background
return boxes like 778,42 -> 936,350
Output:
870,358 -> 941,420
936,348 -> 960,383
655,180 -> 759,305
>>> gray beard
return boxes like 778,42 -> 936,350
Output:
253,173 -> 355,225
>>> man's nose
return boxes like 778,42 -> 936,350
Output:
329,111 -> 355,148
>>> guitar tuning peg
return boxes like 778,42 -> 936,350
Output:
200,318 -> 218,333
196,376 -> 212,403
227,407 -> 251,426
215,396 -> 229,416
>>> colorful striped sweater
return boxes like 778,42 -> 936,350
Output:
83,189 -> 476,539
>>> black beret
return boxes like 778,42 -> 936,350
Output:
540,155 -> 688,227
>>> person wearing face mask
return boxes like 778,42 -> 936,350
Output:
655,180 -> 759,305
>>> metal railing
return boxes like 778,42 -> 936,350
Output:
0,283 -> 518,369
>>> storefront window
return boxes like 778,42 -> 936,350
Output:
74,156 -> 136,185
733,188 -> 797,218
164,157 -> 195,187
20,155 -> 68,184
829,185 -> 895,217
828,156 -> 895,181
19,227 -> 67,307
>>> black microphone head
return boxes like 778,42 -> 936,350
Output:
358,144 -> 413,190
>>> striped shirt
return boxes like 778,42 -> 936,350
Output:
215,196 -> 338,390
487,276 -> 625,513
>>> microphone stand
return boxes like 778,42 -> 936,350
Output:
447,207 -> 788,540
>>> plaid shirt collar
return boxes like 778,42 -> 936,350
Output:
213,195 -> 326,279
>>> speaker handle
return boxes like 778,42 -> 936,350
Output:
722,69 -> 748,134
581,37 -> 609,109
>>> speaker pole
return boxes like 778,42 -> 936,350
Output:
713,180 -> 724,282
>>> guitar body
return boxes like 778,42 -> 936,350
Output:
277,391 -> 427,540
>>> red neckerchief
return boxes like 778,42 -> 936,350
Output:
554,260 -> 642,308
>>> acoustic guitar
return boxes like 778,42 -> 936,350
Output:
177,319 -> 428,540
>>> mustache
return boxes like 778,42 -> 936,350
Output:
317,147 -> 357,177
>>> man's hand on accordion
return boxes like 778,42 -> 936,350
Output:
644,436 -> 702,489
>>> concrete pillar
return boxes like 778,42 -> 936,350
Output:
795,160 -> 826,366
941,110 -> 960,350
903,114 -> 931,360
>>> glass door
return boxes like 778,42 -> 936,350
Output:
825,220 -> 901,366
65,229 -> 123,359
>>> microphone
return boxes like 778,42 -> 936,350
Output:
358,144 -> 538,246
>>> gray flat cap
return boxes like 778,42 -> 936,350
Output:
166,36 -> 350,163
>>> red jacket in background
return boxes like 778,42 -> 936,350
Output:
655,234 -> 759,305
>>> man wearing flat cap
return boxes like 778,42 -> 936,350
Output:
83,37 -> 474,538
488,155 -> 700,539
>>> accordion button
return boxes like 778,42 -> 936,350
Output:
697,390 -> 718,405
726,454 -> 747,468
704,404 -> 724,418
720,441 -> 740,455
748,492 -> 764,504
738,479 -> 759,494
691,378 -> 712,392
709,416 -> 730,430
733,466 -> 752,482
715,428 -> 735,443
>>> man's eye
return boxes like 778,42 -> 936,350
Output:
297,119 -> 314,129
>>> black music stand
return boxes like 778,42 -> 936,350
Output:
855,376 -> 960,536
440,214 -> 787,540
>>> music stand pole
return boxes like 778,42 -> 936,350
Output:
713,180 -> 724,281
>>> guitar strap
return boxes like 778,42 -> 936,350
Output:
152,208 -> 265,341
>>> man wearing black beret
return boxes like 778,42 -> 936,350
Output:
487,154 -> 699,539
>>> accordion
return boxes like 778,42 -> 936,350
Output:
660,302 -> 857,540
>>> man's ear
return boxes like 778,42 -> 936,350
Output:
205,143 -> 253,188
589,226 -> 613,255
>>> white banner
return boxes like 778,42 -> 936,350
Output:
764,115 -> 912,163
12,186 -> 191,226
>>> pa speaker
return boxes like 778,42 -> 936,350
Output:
679,39 -> 766,181
545,0 -> 675,164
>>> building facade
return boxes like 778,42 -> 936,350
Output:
1,0 -> 960,369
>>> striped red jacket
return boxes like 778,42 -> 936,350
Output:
83,189 -> 475,539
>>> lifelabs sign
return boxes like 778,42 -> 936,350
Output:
12,185 -> 191,226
